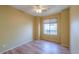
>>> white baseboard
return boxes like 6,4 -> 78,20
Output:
0,40 -> 32,54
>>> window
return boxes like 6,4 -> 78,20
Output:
43,19 -> 57,35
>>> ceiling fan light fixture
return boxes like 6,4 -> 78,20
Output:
36,9 -> 42,13
33,5 -> 47,14
33,8 -> 42,13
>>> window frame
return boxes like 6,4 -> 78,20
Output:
43,18 -> 58,36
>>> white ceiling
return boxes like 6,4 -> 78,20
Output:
11,5 -> 69,16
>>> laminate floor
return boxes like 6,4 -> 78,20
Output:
3,40 -> 70,54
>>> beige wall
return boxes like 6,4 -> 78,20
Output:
33,17 -> 38,40
33,8 -> 70,47
0,6 -> 34,53
33,16 -> 41,40
60,8 -> 70,47
70,6 -> 79,53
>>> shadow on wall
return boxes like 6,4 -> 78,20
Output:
0,6 -> 34,53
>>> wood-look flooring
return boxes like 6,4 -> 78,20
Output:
3,40 -> 70,54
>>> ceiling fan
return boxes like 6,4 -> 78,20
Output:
32,5 -> 48,13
